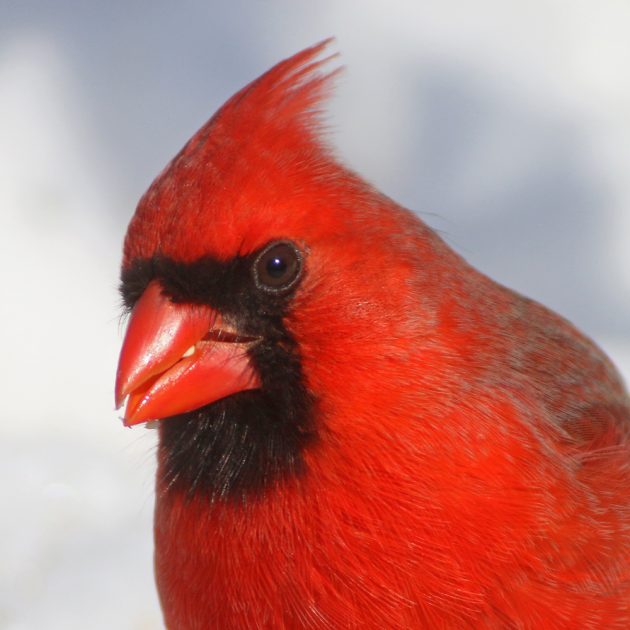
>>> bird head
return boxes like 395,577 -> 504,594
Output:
115,40 -> 463,499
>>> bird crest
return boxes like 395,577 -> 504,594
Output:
124,39 -> 341,265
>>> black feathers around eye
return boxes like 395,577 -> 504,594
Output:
253,241 -> 303,293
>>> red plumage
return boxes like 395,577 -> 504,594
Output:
117,41 -> 630,628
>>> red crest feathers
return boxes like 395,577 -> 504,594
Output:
124,39 -> 343,265
209,37 -> 340,142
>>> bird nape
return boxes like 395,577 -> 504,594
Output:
114,40 -> 630,629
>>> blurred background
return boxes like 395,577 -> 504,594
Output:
2,1 -> 629,628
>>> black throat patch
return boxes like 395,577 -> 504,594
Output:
120,252 -> 316,502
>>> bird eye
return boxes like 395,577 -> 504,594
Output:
253,241 -> 303,293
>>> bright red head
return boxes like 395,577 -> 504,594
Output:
116,39 -> 459,435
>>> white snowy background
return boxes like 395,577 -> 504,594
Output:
2,1 -> 629,628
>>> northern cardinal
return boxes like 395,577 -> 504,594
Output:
115,40 -> 630,629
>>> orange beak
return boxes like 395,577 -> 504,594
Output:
115,281 -> 260,426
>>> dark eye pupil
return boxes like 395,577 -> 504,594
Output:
266,256 -> 287,278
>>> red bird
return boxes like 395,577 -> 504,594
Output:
115,41 -> 630,628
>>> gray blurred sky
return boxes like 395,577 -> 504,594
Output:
2,2 -> 629,628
